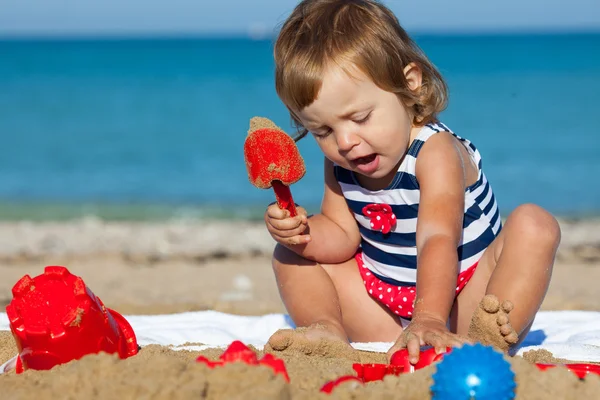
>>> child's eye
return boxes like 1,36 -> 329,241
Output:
313,127 -> 333,139
354,112 -> 371,124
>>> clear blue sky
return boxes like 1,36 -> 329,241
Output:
0,0 -> 599,37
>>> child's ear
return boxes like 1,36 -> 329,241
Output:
403,62 -> 422,93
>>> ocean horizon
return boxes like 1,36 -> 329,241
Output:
0,33 -> 598,221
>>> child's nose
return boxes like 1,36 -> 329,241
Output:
336,129 -> 360,152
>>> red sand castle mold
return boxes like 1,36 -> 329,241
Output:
323,346 -> 600,394
352,347 -> 451,382
535,362 -> 600,379
5,266 -> 138,373
244,117 -> 306,217
320,347 -> 451,394
320,376 -> 363,394
196,340 -> 290,382
352,363 -> 404,382
389,346 -> 451,373
194,342 -> 600,395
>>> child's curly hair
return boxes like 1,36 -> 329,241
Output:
274,0 -> 448,140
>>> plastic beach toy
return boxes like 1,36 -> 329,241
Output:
352,363 -> 403,382
431,343 -> 516,400
244,117 -> 306,217
350,347 -> 451,383
5,266 -> 138,373
320,376 -> 363,394
320,346 -> 451,394
196,340 -> 290,382
390,346 -> 451,373
535,362 -> 600,379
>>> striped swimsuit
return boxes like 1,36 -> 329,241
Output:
334,122 -> 501,319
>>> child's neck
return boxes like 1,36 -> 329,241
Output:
355,124 -> 423,191
355,166 -> 399,191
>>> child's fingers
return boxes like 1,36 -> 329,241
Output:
296,211 -> 309,226
423,331 -> 445,353
450,333 -> 472,346
267,222 -> 308,240
292,205 -> 311,226
387,331 -> 421,364
271,232 -> 311,246
295,206 -> 309,219
405,333 -> 422,364
429,332 -> 468,354
266,204 -> 309,222
267,215 -> 306,233
386,343 -> 401,362
266,203 -> 289,219
438,331 -> 471,348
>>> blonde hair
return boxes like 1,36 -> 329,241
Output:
274,0 -> 448,140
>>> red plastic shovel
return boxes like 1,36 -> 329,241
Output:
244,117 -> 306,217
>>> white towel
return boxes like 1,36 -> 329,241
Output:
2,310 -> 600,373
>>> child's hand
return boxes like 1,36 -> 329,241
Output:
387,314 -> 470,364
264,203 -> 311,246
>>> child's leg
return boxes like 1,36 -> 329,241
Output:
451,204 -> 561,350
266,244 -> 403,353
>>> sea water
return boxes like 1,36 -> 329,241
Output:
0,34 -> 598,220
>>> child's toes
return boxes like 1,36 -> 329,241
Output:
501,300 -> 514,313
481,294 -> 500,313
504,331 -> 519,344
499,323 -> 513,336
496,314 -> 509,326
499,322 -> 519,344
266,329 -> 294,351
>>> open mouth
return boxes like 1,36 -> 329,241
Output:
352,153 -> 379,174
354,154 -> 377,164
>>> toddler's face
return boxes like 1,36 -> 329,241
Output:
297,65 -> 419,184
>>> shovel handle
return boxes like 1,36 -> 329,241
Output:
272,180 -> 297,217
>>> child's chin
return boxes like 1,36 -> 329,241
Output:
355,163 -> 397,182
354,168 -> 386,180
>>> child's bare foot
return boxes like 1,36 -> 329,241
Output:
468,294 -> 519,351
264,320 -> 359,361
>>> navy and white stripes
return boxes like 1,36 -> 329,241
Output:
334,122 -> 501,286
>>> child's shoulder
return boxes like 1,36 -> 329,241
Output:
414,122 -> 482,164
413,123 -> 486,200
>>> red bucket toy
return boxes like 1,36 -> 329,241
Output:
5,266 -> 138,373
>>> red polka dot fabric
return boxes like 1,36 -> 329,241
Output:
356,250 -> 478,319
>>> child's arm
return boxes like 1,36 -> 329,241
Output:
388,131 -> 475,362
265,157 -> 361,265
303,158 -> 362,263
413,132 -> 467,322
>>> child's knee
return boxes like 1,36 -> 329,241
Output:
510,204 -> 561,249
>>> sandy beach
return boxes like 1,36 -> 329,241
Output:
1,217 -> 600,398
1,217 -> 599,315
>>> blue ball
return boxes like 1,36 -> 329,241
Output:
431,343 -> 516,400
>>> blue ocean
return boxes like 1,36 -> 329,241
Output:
0,34 -> 599,220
